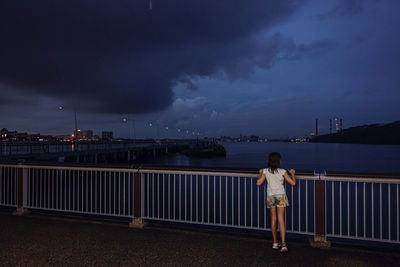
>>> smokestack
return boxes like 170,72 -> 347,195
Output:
315,118 -> 319,137
330,119 -> 332,135
335,118 -> 339,132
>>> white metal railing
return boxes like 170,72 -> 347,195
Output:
141,169 -> 317,235
24,165 -> 134,218
1,163 -> 399,246
0,165 -> 17,207
322,175 -> 400,243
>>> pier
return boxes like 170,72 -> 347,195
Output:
0,141 -> 189,163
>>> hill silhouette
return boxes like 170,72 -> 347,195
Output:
311,121 -> 400,145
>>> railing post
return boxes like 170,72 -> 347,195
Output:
310,173 -> 331,248
129,169 -> 146,229
13,165 -> 30,216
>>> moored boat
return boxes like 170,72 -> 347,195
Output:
184,140 -> 226,158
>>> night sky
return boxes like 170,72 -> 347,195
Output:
1,0 -> 399,139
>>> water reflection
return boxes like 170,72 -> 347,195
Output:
137,142 -> 400,173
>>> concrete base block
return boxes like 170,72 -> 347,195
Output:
129,218 -> 147,229
309,235 -> 331,249
12,207 -> 30,216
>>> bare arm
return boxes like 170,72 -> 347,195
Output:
257,169 -> 266,186
283,169 -> 296,186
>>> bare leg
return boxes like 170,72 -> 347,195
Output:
277,207 -> 286,244
270,207 -> 278,243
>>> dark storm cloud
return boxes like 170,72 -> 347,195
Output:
318,0 -> 365,20
0,86 -> 36,107
0,0 -> 307,114
0,94 -> 22,106
214,34 -> 337,79
178,76 -> 199,92
278,38 -> 338,61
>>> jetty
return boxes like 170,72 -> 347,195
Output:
0,141 -> 189,163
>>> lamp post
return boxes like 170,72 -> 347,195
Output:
59,106 -> 78,142
149,122 -> 160,141
122,117 -> 136,143
164,126 -> 169,139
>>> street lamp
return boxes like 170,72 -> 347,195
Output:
149,122 -> 160,140
164,126 -> 169,139
59,106 -> 78,142
122,117 -> 136,143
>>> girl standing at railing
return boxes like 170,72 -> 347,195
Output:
257,152 -> 296,252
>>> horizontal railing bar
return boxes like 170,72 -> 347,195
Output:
326,234 -> 400,244
4,163 -> 399,182
139,166 -> 316,176
325,171 -> 400,179
141,170 -> 317,181
142,216 -> 314,235
0,163 -> 319,179
140,169 -> 258,177
24,206 -> 132,218
0,162 -> 315,174
321,176 -> 400,184
2,162 -> 399,179
0,204 -> 18,208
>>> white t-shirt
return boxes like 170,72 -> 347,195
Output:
263,168 -> 286,196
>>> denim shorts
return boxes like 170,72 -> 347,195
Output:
266,194 -> 289,208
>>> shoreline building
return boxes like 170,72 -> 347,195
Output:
76,130 -> 93,141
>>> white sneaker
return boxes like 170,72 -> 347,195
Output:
280,243 -> 288,252
272,242 -> 280,249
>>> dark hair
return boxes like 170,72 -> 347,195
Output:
268,152 -> 281,173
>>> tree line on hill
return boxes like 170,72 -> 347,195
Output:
310,121 -> 400,145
